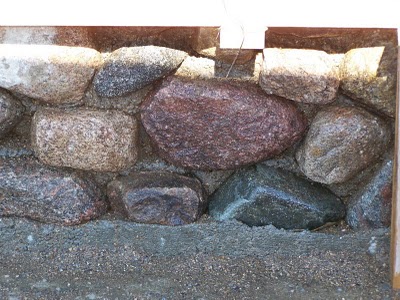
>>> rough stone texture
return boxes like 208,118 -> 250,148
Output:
31,108 -> 138,172
94,46 -> 187,97
296,105 -> 391,185
0,89 -> 24,138
209,165 -> 345,229
0,26 -> 94,48
265,27 -> 398,54
340,46 -> 397,118
90,27 -> 196,52
191,27 -> 256,65
84,84 -> 152,115
107,172 -> 207,225
141,76 -> 307,170
259,48 -> 340,104
346,151 -> 393,229
0,158 -> 107,225
0,116 -> 34,158
192,170 -> 234,195
0,44 -> 102,105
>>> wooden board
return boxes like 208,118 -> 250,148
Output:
391,34 -> 400,289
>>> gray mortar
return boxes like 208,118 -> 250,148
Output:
0,217 -> 398,299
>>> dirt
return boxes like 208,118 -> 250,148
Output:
1,216 -> 400,299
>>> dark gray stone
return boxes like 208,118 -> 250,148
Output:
0,116 -> 34,158
141,76 -> 307,170
346,152 -> 393,229
107,171 -> 207,225
94,46 -> 187,97
0,90 -> 24,138
0,158 -> 107,225
296,105 -> 391,184
209,165 -> 345,229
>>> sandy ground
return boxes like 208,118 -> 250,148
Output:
1,216 -> 400,300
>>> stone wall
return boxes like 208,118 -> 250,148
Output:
0,27 -> 397,230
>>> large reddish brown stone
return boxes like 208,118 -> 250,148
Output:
107,171 -> 207,225
141,77 -> 307,170
0,158 -> 107,225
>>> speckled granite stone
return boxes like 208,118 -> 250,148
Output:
260,48 -> 340,104
107,171 -> 207,225
0,158 -> 107,225
296,105 -> 391,184
32,108 -> 138,172
0,45 -> 102,105
141,76 -> 307,170
209,165 -> 345,229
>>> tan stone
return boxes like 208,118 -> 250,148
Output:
32,108 -> 138,172
0,45 -> 102,105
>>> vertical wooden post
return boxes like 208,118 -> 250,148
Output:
391,28 -> 400,289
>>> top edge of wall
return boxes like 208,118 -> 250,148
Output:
1,0 -> 399,29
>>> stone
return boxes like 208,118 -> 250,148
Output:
0,89 -> 24,138
340,46 -> 397,118
0,158 -> 107,225
346,152 -> 393,229
31,108 -> 138,172
93,46 -> 187,97
0,45 -> 102,105
141,76 -> 307,170
107,171 -> 207,225
265,28 -> 398,54
84,84 -> 152,115
296,105 -> 391,185
0,116 -> 34,158
192,170 -> 234,195
209,165 -> 345,229
259,48 -> 340,104
191,27 -> 256,65
0,26 -> 94,48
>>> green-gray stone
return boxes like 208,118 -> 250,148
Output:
209,165 -> 345,229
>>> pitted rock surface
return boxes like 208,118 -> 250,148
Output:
94,46 -> 187,97
32,108 -> 138,172
141,77 -> 307,170
0,26 -> 94,48
346,152 -> 393,229
340,46 -> 397,118
209,165 -> 345,229
0,158 -> 107,225
0,90 -> 24,138
107,171 -> 207,225
296,105 -> 391,185
0,45 -> 102,105
259,48 -> 340,104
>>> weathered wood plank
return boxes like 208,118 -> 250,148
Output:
391,30 -> 400,289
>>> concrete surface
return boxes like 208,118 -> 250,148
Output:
0,216 -> 399,299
